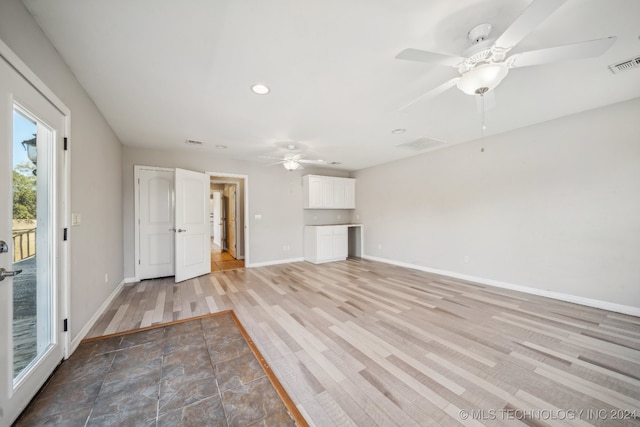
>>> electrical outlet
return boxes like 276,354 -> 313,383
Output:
337,215 -> 341,220
464,256 -> 470,263
378,244 -> 382,249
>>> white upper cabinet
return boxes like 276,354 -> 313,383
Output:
303,175 -> 356,209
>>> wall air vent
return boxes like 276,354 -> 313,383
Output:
608,55 -> 640,74
396,136 -> 446,151
185,139 -> 203,145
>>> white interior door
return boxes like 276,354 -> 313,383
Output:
212,191 -> 221,247
136,167 -> 175,280
174,168 -> 210,282
0,53 -> 66,426
226,184 -> 237,259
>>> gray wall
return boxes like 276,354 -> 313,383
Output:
122,147 -> 335,276
354,98 -> 640,309
0,0 -> 124,339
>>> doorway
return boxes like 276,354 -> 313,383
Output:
209,176 -> 245,271
134,166 -> 211,283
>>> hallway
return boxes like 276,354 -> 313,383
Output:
211,241 -> 244,272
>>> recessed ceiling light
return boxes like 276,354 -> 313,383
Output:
392,128 -> 406,134
250,83 -> 270,95
216,145 -> 227,149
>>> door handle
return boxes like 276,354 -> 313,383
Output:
0,267 -> 23,281
169,228 -> 176,232
177,229 -> 186,233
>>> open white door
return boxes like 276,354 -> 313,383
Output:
174,168 -> 211,282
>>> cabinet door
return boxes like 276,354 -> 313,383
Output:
321,179 -> 334,208
333,178 -> 346,208
317,227 -> 334,260
344,179 -> 355,209
332,226 -> 348,259
308,177 -> 324,208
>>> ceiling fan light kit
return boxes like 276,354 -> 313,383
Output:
283,159 -> 300,171
456,62 -> 509,95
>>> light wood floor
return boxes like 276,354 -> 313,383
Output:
87,259 -> 640,426
211,242 -> 245,271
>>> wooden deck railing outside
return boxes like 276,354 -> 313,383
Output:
13,228 -> 36,263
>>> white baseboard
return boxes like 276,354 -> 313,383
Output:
246,257 -> 305,268
68,278 -> 128,356
362,255 -> 640,317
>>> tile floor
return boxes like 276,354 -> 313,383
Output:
14,312 -> 298,426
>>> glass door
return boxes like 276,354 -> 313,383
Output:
0,53 -> 66,426
12,106 -> 53,380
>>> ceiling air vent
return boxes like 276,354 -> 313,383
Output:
185,139 -> 203,146
396,136 -> 446,151
608,55 -> 640,74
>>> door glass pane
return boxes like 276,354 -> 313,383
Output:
12,106 -> 52,381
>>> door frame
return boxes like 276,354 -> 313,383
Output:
0,39 -> 70,357
207,172 -> 249,264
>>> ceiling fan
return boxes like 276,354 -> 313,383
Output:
396,0 -> 616,110
263,144 -> 327,171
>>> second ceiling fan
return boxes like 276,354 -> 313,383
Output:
263,144 -> 327,171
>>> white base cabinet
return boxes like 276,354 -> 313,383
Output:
304,225 -> 348,264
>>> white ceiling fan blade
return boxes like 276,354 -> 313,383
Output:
395,48 -> 465,67
508,36 -> 617,68
494,0 -> 568,51
263,160 -> 285,167
399,77 -> 460,112
299,159 -> 327,164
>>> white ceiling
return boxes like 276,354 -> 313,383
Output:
22,0 -> 640,171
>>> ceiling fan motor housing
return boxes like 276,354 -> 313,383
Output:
468,23 -> 492,44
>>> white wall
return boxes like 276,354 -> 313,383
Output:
0,0 -> 124,339
354,98 -> 640,310
122,146 -> 320,276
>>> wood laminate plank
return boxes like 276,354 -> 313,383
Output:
83,259 -> 640,426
